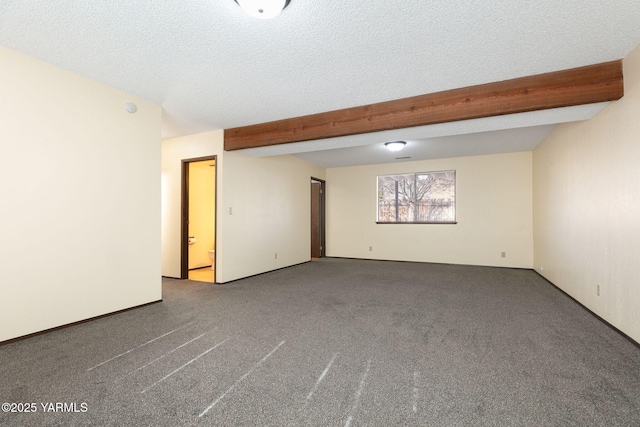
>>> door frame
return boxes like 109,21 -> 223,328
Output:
311,177 -> 326,258
181,155 -> 218,280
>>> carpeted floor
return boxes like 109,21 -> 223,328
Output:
1,258 -> 639,426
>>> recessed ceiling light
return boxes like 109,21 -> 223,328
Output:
234,0 -> 291,19
385,141 -> 406,152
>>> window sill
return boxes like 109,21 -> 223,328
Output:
376,221 -> 457,225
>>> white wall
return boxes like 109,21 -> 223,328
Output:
326,152 -> 533,268
533,45 -> 640,343
161,132 -> 325,282
0,46 -> 162,342
220,152 -> 325,282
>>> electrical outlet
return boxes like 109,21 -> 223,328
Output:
369,246 -> 373,252
501,252 -> 506,258
275,253 -> 277,259
540,266 -> 544,271
229,207 -> 233,215
597,284 -> 600,296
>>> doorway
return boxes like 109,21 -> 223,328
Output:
311,177 -> 326,259
181,156 -> 217,283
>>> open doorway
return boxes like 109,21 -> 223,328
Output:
181,156 -> 217,283
311,177 -> 325,259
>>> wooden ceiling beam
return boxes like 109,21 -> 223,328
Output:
224,60 -> 623,151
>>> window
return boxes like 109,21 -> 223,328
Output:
377,170 -> 456,223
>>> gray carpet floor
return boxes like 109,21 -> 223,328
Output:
1,258 -> 639,426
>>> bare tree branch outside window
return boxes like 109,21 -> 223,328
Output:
377,171 -> 456,223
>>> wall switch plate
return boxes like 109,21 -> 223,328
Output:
501,252 -> 506,258
369,246 -> 373,251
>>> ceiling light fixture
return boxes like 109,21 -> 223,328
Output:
385,141 -> 406,152
234,0 -> 290,19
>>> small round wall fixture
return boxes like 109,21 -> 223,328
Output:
124,102 -> 137,113
385,141 -> 406,152
234,0 -> 290,19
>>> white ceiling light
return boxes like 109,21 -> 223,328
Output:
385,141 -> 406,152
234,0 -> 290,19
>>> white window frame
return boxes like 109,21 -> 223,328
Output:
376,170 -> 456,224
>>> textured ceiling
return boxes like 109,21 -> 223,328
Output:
1,0 -> 640,167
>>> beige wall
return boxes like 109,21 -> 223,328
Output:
0,46 -> 162,342
326,152 -> 533,268
220,152 -> 325,282
161,132 -> 325,282
533,45 -> 640,343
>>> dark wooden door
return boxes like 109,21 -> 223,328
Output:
311,182 -> 321,258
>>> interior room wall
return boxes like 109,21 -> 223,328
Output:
188,162 -> 215,269
533,44 -> 640,343
0,46 -> 162,342
326,152 -> 533,268
161,131 -> 224,278
219,152 -> 326,282
161,132 -> 325,283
